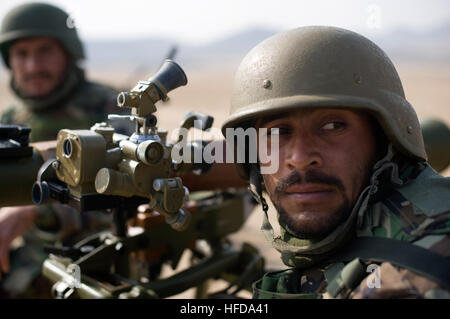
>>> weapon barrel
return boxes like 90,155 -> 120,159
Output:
0,141 -> 55,206
42,259 -> 112,298
0,150 -> 42,206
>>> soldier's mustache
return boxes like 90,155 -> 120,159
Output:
274,170 -> 345,197
24,71 -> 53,82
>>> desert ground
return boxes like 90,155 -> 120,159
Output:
1,60 -> 449,298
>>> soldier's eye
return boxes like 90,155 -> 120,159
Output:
321,121 -> 346,131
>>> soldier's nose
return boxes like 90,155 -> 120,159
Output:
285,135 -> 323,172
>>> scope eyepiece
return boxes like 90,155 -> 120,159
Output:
32,181 -> 50,205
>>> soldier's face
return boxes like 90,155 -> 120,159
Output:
9,37 -> 68,98
258,108 -> 378,238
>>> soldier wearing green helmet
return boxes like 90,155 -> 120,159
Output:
0,3 -> 127,298
0,2 -> 126,140
222,26 -> 450,298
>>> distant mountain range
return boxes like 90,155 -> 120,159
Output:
369,22 -> 450,63
82,23 -> 450,73
1,24 -> 449,76
82,27 -> 279,73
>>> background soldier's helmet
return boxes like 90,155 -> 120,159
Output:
222,26 -> 427,179
0,2 -> 85,67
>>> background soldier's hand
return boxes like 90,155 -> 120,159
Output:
0,206 -> 36,279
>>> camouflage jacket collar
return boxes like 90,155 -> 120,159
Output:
254,164 -> 450,299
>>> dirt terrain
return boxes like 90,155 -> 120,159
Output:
1,61 -> 449,298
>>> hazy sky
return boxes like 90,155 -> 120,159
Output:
1,0 -> 449,44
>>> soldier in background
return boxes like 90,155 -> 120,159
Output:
0,2 -> 126,297
221,26 -> 450,298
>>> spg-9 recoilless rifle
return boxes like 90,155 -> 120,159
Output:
1,60 -> 264,299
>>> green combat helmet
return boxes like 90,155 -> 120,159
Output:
0,2 -> 84,67
221,26 -> 444,269
223,25 -> 427,179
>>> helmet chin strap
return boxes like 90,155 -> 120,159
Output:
248,163 -> 269,213
248,144 -> 404,268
